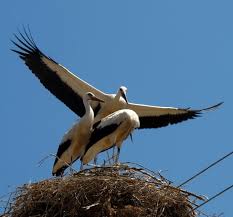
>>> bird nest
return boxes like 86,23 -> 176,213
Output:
2,164 -> 203,217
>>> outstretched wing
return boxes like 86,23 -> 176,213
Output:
127,102 -> 223,129
11,28 -> 107,117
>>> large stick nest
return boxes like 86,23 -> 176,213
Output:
2,164 -> 202,217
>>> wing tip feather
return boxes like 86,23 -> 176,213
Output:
199,102 -> 224,112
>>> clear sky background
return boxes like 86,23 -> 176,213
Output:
1,1 -> 232,216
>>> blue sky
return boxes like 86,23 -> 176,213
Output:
1,1 -> 232,216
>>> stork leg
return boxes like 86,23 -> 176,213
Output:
69,156 -> 73,174
94,155 -> 98,165
105,151 -> 110,165
115,147 -> 121,164
80,161 -> 84,171
111,146 -> 116,163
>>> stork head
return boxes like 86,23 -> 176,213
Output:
119,86 -> 128,104
85,92 -> 104,103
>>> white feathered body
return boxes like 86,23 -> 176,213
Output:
82,109 -> 140,164
52,94 -> 95,175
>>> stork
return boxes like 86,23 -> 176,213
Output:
12,29 -> 222,130
52,92 -> 104,176
81,109 -> 140,165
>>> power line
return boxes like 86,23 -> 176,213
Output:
178,150 -> 233,188
193,183 -> 233,211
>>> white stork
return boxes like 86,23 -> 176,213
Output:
52,92 -> 104,176
12,29 -> 222,130
81,109 -> 140,165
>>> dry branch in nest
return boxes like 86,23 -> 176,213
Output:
2,164 -> 203,217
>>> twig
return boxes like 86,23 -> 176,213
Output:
37,153 -> 78,175
3,192 -> 13,214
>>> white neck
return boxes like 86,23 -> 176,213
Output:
115,90 -> 121,101
82,98 -> 94,127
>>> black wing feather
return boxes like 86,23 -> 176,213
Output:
139,110 -> 201,129
53,139 -> 72,167
93,103 -> 101,117
12,29 -> 85,117
84,123 -> 120,155
138,102 -> 223,129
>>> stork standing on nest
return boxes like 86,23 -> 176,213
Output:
81,109 -> 140,165
12,29 -> 223,173
52,92 -> 104,176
